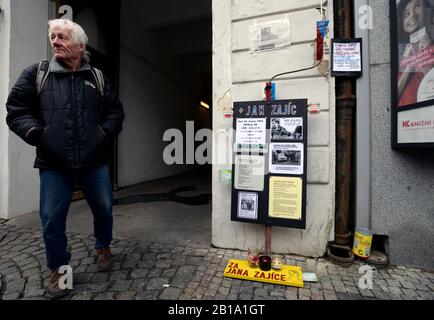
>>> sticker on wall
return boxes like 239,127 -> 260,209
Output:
219,169 -> 232,184
317,20 -> 331,57
237,192 -> 258,220
217,90 -> 233,119
249,17 -> 291,53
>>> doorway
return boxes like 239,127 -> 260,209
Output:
54,0 -> 213,247
56,0 -> 121,200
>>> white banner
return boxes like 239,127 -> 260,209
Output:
397,105 -> 434,143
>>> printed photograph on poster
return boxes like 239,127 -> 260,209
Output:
269,143 -> 304,175
269,176 -> 302,220
234,155 -> 265,191
395,0 -> 434,107
235,118 -> 267,150
237,192 -> 258,220
271,117 -> 303,141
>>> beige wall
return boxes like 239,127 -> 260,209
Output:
1,0 -> 52,219
212,0 -> 335,256
0,0 -> 11,219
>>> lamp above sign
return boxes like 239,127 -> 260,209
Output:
331,38 -> 363,77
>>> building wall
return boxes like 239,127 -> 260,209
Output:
0,0 -> 11,219
1,0 -> 51,219
118,0 -> 197,187
212,0 -> 336,256
369,0 -> 434,269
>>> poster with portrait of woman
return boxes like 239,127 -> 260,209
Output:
392,0 -> 434,147
396,0 -> 434,107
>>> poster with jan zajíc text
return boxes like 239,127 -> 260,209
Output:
269,176 -> 302,220
231,99 -> 308,229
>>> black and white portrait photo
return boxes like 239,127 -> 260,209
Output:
271,118 -> 303,141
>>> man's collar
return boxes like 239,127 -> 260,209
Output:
50,58 -> 91,73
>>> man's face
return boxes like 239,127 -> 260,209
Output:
50,26 -> 84,63
404,0 -> 423,34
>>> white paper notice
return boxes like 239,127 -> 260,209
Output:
236,118 -> 266,146
249,18 -> 291,53
269,143 -> 304,175
333,42 -> 362,72
234,155 -> 265,191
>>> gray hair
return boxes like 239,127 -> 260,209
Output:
48,19 -> 90,62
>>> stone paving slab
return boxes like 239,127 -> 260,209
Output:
0,224 -> 433,301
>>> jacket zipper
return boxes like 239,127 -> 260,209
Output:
71,73 -> 79,168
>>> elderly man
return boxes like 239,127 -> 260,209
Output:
5,19 -> 124,299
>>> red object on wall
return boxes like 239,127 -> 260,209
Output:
265,82 -> 272,101
316,28 -> 324,61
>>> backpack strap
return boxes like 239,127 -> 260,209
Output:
36,60 -> 50,95
36,61 -> 105,97
91,67 -> 105,97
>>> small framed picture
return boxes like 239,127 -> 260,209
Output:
237,192 -> 258,220
331,38 -> 363,77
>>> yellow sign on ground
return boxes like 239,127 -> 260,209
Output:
223,259 -> 304,288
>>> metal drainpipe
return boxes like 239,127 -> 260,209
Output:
334,0 -> 355,247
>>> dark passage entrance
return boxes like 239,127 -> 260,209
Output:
53,0 -> 213,247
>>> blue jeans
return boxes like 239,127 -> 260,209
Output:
39,165 -> 113,270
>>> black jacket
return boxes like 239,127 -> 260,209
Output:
6,59 -> 124,169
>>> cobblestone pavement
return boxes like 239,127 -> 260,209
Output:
0,222 -> 433,301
